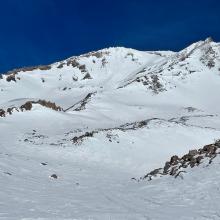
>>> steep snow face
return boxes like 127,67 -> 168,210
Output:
1,39 -> 220,219
0,47 -> 162,108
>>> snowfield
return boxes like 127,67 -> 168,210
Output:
1,38 -> 220,219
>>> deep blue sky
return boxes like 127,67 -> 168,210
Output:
0,0 -> 220,73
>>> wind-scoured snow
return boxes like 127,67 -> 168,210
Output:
1,38 -> 220,219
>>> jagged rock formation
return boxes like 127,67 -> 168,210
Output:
141,140 -> 220,180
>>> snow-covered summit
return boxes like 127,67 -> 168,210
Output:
1,39 -> 220,219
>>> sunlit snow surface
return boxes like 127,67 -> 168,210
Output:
1,39 -> 220,219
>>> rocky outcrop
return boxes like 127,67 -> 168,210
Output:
0,109 -> 6,117
56,50 -> 110,79
82,72 -> 92,80
72,131 -> 95,144
71,118 -> 159,145
81,50 -> 110,59
74,93 -> 94,111
0,100 -> 63,117
34,100 -> 62,111
141,140 -> 220,181
64,92 -> 96,112
200,44 -> 217,68
19,100 -> 62,112
6,74 -> 17,82
3,65 -> 52,82
20,101 -> 33,111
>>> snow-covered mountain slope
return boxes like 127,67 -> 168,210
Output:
1,38 -> 220,219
